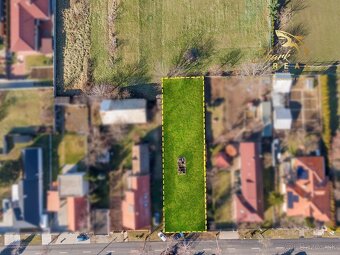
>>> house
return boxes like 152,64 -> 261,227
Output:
132,144 -> 150,174
272,73 -> 293,131
100,99 -> 147,125
283,157 -> 331,222
234,142 -> 264,223
67,196 -> 88,232
10,0 -> 53,54
273,107 -> 292,130
58,172 -> 89,198
47,180 -> 89,232
122,175 -> 151,230
259,101 -> 272,137
11,148 -> 43,228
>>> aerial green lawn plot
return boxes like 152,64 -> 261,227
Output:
162,77 -> 206,232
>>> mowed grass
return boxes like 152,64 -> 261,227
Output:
162,77 -> 206,232
58,134 -> 87,166
114,0 -> 270,80
289,0 -> 340,62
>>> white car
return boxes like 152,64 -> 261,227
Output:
158,232 -> 167,242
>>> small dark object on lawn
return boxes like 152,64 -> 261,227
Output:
177,157 -> 186,174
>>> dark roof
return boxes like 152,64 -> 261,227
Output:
23,179 -> 40,226
20,148 -> 42,226
297,166 -> 309,180
22,148 -> 41,180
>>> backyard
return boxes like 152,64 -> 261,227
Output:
162,77 -> 206,232
57,134 -> 87,167
0,89 -> 53,153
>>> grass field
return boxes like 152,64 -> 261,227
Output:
58,134 -> 87,166
25,55 -> 53,72
0,89 -> 53,150
88,0 -> 270,83
288,0 -> 340,62
162,77 -> 206,232
90,0 -> 111,83
58,0 -> 270,88
212,171 -> 232,224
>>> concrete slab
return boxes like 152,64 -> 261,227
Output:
54,233 -> 90,245
42,233 -> 52,245
91,232 -> 125,243
4,233 -> 20,245
219,231 -> 239,239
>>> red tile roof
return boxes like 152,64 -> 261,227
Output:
214,152 -> 231,169
286,157 -> 331,222
67,196 -> 88,232
122,175 -> 151,229
47,190 -> 60,212
235,142 -> 264,223
10,0 -> 51,52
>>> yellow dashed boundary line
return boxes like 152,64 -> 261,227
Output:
161,76 -> 207,233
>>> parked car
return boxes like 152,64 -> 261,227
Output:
76,233 -> 89,241
158,232 -> 167,242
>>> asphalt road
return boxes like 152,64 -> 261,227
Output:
0,238 -> 339,255
0,80 -> 52,90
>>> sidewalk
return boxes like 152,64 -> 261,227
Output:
53,233 -> 90,244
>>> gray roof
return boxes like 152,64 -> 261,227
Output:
132,144 -> 150,175
272,92 -> 285,108
59,172 -> 89,197
100,99 -> 146,111
261,101 -> 272,137
91,209 -> 110,235
100,99 -> 147,124
274,107 -> 292,130
275,107 -> 292,119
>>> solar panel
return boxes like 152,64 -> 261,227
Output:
288,191 -> 294,208
287,191 -> 299,209
297,166 -> 309,180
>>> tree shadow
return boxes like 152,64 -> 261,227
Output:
168,33 -> 215,76
125,83 -> 161,101
289,101 -> 302,120
0,234 -> 36,255
218,48 -> 243,69
109,58 -> 152,87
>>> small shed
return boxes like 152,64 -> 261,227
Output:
273,73 -> 293,94
274,107 -> 292,130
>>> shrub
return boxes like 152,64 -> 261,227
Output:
320,75 -> 331,152
0,161 -> 21,186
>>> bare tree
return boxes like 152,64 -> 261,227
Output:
87,84 -> 117,98
87,83 -> 131,99
238,60 -> 271,76
87,124 -> 128,166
